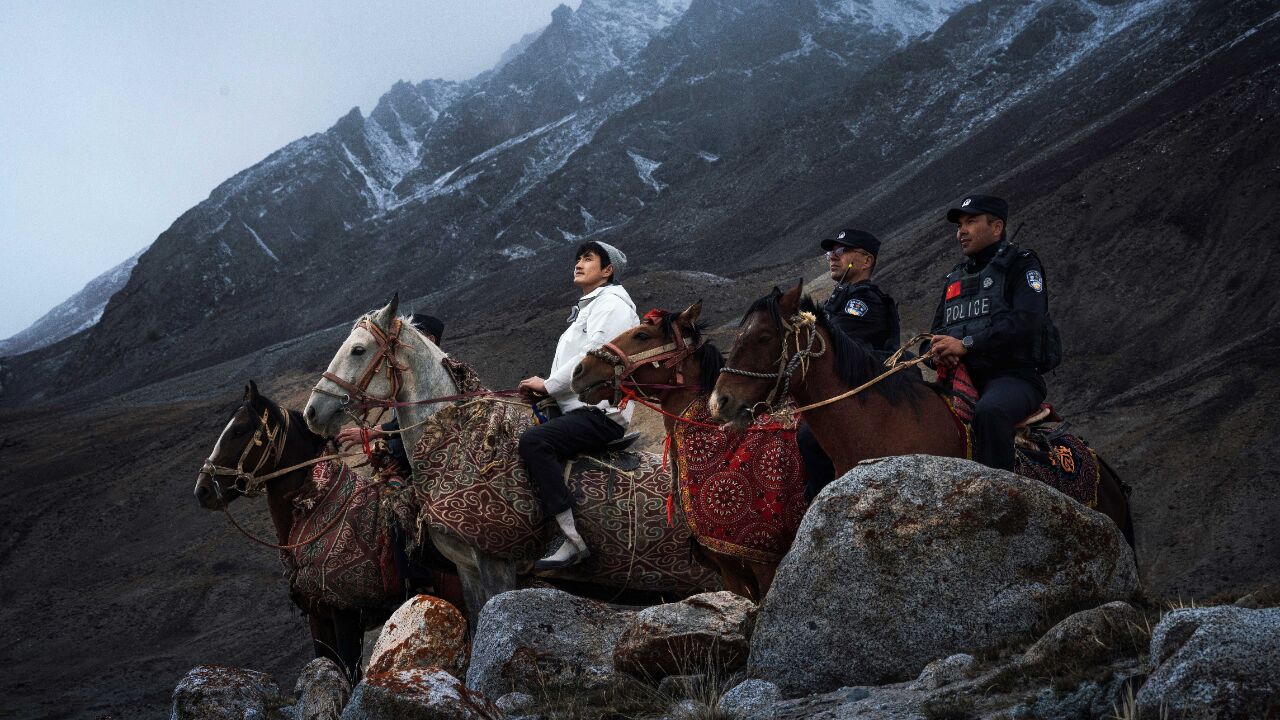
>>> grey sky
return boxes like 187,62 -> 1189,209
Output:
0,0 -> 575,338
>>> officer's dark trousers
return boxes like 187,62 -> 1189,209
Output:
796,423 -> 835,502
518,407 -> 624,515
973,374 -> 1045,471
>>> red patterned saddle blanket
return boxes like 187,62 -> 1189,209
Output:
284,460 -> 400,609
935,364 -> 1099,508
672,397 -> 806,564
404,360 -> 716,596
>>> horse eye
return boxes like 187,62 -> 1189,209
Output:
351,346 -> 366,356
634,332 -> 649,340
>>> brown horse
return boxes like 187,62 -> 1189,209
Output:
193,381 -> 464,681
571,302 -> 805,602
710,282 -> 1135,546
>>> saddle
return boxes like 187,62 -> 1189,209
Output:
937,363 -> 1062,443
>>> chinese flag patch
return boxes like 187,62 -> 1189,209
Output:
945,281 -> 962,300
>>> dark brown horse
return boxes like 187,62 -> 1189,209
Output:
193,381 -> 464,681
710,282 -> 1135,547
572,302 -> 803,601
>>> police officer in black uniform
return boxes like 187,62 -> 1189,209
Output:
927,195 -> 1050,472
799,228 -> 902,501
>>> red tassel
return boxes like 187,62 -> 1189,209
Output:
360,427 -> 371,456
665,492 -> 674,527
662,434 -> 672,471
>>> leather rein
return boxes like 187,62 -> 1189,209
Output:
720,310 -> 827,417
312,316 -> 409,415
203,404 -> 379,551
586,316 -> 705,407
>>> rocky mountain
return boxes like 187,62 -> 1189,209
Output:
0,247 -> 143,358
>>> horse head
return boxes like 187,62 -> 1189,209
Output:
710,280 -> 812,431
195,380 -> 292,509
573,301 -> 721,406
304,294 -> 404,438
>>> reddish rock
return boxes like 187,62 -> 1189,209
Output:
340,668 -> 499,720
368,595 -> 469,678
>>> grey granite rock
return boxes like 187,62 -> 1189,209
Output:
340,668 -> 498,720
465,588 -> 635,702
171,665 -> 291,720
293,658 -> 351,720
749,455 -> 1137,695
718,679 -> 780,718
614,591 -> 756,680
1137,606 -> 1280,718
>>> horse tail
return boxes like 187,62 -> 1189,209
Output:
1096,452 -> 1137,552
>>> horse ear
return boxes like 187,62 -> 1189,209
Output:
678,300 -> 703,327
387,292 -> 399,320
374,293 -> 399,327
248,380 -> 260,400
779,279 -> 804,314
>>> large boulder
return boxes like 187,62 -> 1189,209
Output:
340,668 -> 498,720
613,591 -> 756,679
171,665 -> 291,720
465,588 -> 635,702
368,595 -> 469,678
749,455 -> 1138,695
1137,606 -> 1280,718
294,658 -> 351,720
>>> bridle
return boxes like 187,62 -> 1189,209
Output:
201,406 -> 290,498
312,316 -> 408,415
720,309 -> 827,416
586,312 -> 705,407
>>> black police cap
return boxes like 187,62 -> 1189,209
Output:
410,313 -> 444,343
946,194 -> 1009,223
820,228 -> 881,256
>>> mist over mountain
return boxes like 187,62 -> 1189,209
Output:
0,1 -> 1276,715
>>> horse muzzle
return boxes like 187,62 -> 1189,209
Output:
194,472 -> 226,510
708,392 -> 752,432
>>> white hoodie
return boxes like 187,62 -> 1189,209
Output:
542,283 -> 639,426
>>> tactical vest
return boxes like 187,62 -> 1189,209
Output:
939,243 -> 1056,371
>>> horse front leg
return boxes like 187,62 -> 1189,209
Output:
332,608 -> 366,685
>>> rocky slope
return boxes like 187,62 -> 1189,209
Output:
0,247 -> 143,357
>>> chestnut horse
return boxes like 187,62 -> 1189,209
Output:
571,302 -> 799,602
194,381 -> 463,680
710,282 -> 1134,546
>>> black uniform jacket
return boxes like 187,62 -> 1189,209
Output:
822,280 -> 900,354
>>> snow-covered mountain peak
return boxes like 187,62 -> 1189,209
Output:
821,0 -> 979,40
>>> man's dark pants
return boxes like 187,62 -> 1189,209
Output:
796,423 -> 835,502
972,374 -> 1045,471
518,407 -> 624,515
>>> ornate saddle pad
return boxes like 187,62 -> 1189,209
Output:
405,360 -> 716,596
936,365 -> 1100,508
672,397 -> 807,564
285,460 -> 400,609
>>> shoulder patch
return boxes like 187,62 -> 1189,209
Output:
845,299 -> 869,317
1026,270 -> 1044,293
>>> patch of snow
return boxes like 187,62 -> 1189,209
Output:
242,222 -> 280,263
822,0 -> 975,41
502,245 -> 537,261
627,150 -> 667,193
698,151 -> 720,162
340,142 -> 396,210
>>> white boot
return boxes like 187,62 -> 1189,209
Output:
534,510 -> 590,570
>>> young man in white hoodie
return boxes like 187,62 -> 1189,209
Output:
517,241 -> 639,570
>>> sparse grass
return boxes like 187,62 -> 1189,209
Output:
1109,681 -> 1169,720
522,635 -> 740,720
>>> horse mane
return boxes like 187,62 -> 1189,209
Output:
244,392 -> 326,445
655,311 -> 724,394
743,289 -> 920,406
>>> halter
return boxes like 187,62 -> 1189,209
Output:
201,406 -> 290,498
312,316 -> 409,413
720,310 -> 827,417
586,312 -> 705,407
